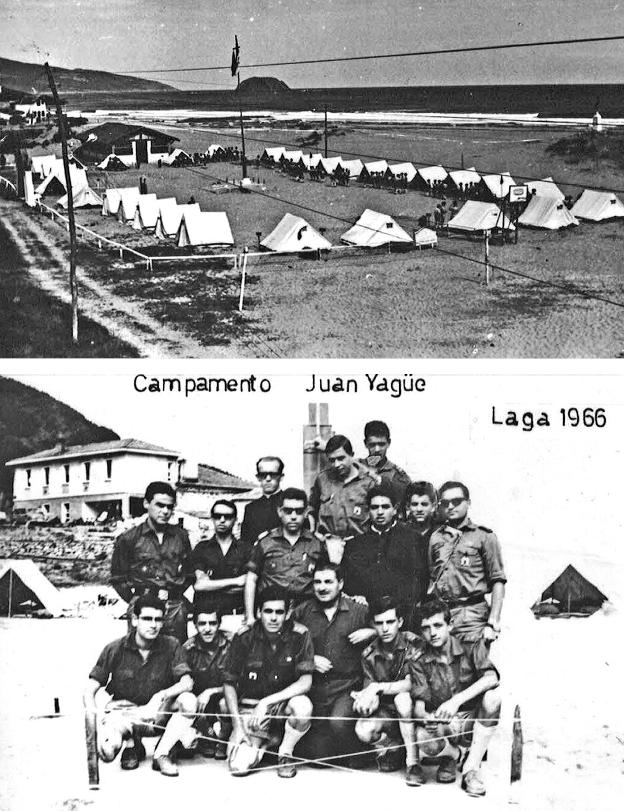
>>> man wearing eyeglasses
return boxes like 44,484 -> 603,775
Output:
428,482 -> 506,644
240,457 -> 284,545
244,488 -> 327,626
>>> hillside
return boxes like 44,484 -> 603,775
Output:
238,76 -> 290,94
0,377 -> 119,507
0,56 -> 174,97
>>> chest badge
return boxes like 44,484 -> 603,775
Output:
461,555 -> 470,566
353,506 -> 362,517
248,671 -> 258,680
286,656 -> 293,662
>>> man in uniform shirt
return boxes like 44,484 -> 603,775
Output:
192,500 -> 250,629
111,482 -> 193,643
222,587 -> 315,778
405,481 -> 438,548
240,456 -> 284,545
183,607 -> 230,759
361,421 -> 411,507
409,598 -> 501,796
292,562 -> 375,764
342,485 -> 428,629
428,482 -> 506,643
310,434 -> 379,557
85,594 -> 196,777
352,596 -> 421,786
244,488 -> 327,625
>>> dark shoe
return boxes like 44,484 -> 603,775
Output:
436,755 -> 457,783
120,741 -> 145,770
376,748 -> 403,773
197,737 -> 216,758
173,741 -> 197,759
462,769 -> 486,797
214,741 -> 228,760
405,763 -> 426,787
152,755 -> 179,777
277,755 -> 297,778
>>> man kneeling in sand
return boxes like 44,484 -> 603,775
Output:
85,595 -> 196,777
408,598 -> 501,796
221,587 -> 314,778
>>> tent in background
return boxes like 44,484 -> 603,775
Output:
155,202 -> 200,239
532,564 -> 608,618
261,147 -> 287,164
30,154 -> 57,178
415,165 -> 448,191
207,144 -> 225,158
23,171 -> 38,207
162,149 -> 193,167
260,213 -> 331,252
177,210 -> 234,248
518,196 -> 579,230
102,186 -> 138,216
301,153 -> 323,171
414,227 -> 438,248
116,188 -> 143,222
97,154 -> 128,171
35,165 -> 88,198
316,156 -> 343,176
447,200 -> 515,234
0,559 -> 65,617
57,186 -> 103,209
447,167 -> 482,194
133,196 -> 176,231
339,159 -> 364,179
385,162 -> 418,185
479,171 -> 516,200
571,190 -> 624,221
525,176 -> 564,200
341,208 -> 413,248
361,160 -> 389,181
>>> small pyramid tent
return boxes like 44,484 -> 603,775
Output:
361,159 -> 389,180
448,200 -> 515,234
117,188 -> 143,222
341,208 -> 413,248
177,210 -> 234,247
385,162 -> 418,184
0,559 -> 65,617
532,564 -> 608,617
317,156 -> 343,176
571,190 -> 624,222
339,159 -> 364,179
133,196 -> 176,231
101,186 -> 138,216
480,172 -> 516,200
525,177 -> 564,201
162,149 -> 193,167
97,154 -> 128,171
261,213 -> 331,252
57,185 -> 103,209
447,167 -> 482,192
262,147 -> 287,164
155,202 -> 200,239
519,196 -> 579,230
415,165 -> 448,189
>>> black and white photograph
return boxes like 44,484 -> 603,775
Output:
0,362 -> 622,810
1,1 -> 624,357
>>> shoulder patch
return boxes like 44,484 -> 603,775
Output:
362,642 -> 375,658
256,530 -> 270,541
477,525 -> 493,533
292,621 -> 308,635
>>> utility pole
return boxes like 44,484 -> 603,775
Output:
324,105 -> 328,158
44,61 -> 78,343
231,35 -> 247,180
484,230 -> 491,286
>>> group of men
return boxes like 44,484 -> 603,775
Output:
88,421 -> 506,797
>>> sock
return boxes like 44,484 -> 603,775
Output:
463,721 -> 496,773
398,720 -> 418,766
153,713 -> 196,758
278,720 -> 311,757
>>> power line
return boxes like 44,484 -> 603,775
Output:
121,33 -> 624,74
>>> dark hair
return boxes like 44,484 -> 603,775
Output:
256,456 -> 284,475
133,594 -> 166,617
438,481 -> 470,501
211,499 -> 237,519
366,483 -> 399,507
278,487 -> 308,508
364,420 -> 390,441
405,481 -> 437,504
418,598 -> 452,625
325,434 -> 353,457
193,606 -> 223,624
144,481 -> 176,503
257,586 -> 290,610
313,560 -> 344,582
370,594 -> 402,619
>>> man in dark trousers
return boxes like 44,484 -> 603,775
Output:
110,482 -> 193,643
240,456 -> 284,545
342,484 -> 429,629
292,561 -> 374,765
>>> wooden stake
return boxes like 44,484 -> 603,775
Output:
510,704 -> 523,783
44,62 -> 78,343
84,708 -> 100,789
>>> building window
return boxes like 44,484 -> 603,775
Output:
177,461 -> 183,482
106,459 -> 113,480
62,503 -> 70,523
42,504 -> 50,517
64,464 -> 70,484
44,467 -> 50,486
167,462 -> 173,482
26,469 -> 32,488
84,461 -> 91,482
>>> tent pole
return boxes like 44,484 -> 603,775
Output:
324,105 -> 328,158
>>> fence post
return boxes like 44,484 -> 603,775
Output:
238,250 -> 248,312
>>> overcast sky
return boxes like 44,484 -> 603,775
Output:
2,0 -> 624,90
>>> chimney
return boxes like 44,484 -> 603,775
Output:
302,403 -> 333,494
54,433 -> 68,454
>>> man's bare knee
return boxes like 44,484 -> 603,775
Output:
175,691 -> 197,715
286,696 -> 312,726
394,692 -> 412,719
480,688 -> 502,724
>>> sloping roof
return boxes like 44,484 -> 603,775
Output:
260,213 -> 331,252
414,227 -> 438,246
525,177 -> 564,200
207,144 -> 224,157
155,202 -> 200,239
81,122 -> 178,148
189,463 -> 255,491
448,200 -> 515,232
518,196 -> 579,230
133,196 -> 176,230
386,162 -> 418,183
0,559 -> 65,617
7,438 -> 179,467
281,149 -> 304,163
417,165 -> 448,184
35,165 -> 88,196
448,167 -> 482,187
480,172 -> 516,198
340,208 -> 413,247
57,185 -> 103,209
177,210 -> 234,247
571,190 -> 624,221
534,564 -> 608,611
101,186 -> 139,216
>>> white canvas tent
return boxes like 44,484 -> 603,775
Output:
262,147 -> 287,164
448,200 -> 515,233
260,213 -> 331,252
117,188 -> 143,222
518,196 -> 579,230
0,559 -> 65,617
362,159 -> 389,178
207,144 -> 224,158
35,165 -> 88,197
414,227 -> 438,248
416,165 -> 448,186
101,186 -> 139,216
301,152 -> 323,170
97,154 -> 128,171
161,149 -> 193,167
480,171 -> 516,199
571,190 -> 624,222
155,202 -> 200,239
385,162 -> 418,183
57,185 -> 103,209
30,154 -> 57,178
23,171 -> 38,207
525,177 -> 564,200
133,195 -> 175,231
317,156 -> 343,175
448,167 -> 482,189
339,159 -> 364,179
281,150 -> 304,164
341,208 -> 413,248
177,210 -> 234,248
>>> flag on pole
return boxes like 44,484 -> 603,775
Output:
231,35 -> 240,77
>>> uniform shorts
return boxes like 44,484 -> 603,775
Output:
99,697 -> 177,740
449,600 -> 489,643
421,707 -> 477,748
236,698 -> 289,742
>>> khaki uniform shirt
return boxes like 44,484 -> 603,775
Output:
310,464 -> 378,538
246,528 -> 326,599
361,630 -> 421,705
183,631 -> 230,694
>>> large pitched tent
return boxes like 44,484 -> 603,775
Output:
518,195 -> 579,230
415,165 -> 448,190
261,147 -> 287,164
177,210 -> 234,248
301,153 -> 323,170
281,150 -> 304,165
571,190 -> 624,222
101,186 -> 139,216
448,200 -> 515,234
339,159 -> 364,179
260,213 -> 331,253
341,208 -> 413,248
532,564 -> 608,618
316,156 -> 343,176
116,188 -> 143,222
525,177 -> 564,200
57,185 -> 103,209
155,202 -> 200,239
133,195 -> 176,231
480,172 -> 516,200
361,160 -> 389,181
447,167 -> 482,193
385,162 -> 418,184
0,559 -> 65,617
35,165 -> 88,198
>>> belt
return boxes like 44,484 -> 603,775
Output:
445,593 -> 488,609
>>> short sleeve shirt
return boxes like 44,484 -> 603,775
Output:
221,620 -> 315,701
89,632 -> 191,705
246,528 -> 326,598
409,636 -> 499,711
183,632 -> 230,694
428,519 -> 506,602
361,631 -> 421,701
310,465 -> 377,538
359,458 -> 411,505
191,536 -> 251,613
